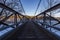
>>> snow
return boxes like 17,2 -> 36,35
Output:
0,27 -> 14,36
37,20 -> 60,36
0,23 -> 22,37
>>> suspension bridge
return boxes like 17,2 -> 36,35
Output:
0,0 -> 60,40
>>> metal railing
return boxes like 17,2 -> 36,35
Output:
33,3 -> 60,40
0,3 -> 28,28
0,3 -> 28,40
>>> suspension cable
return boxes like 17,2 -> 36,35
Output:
34,0 -> 41,16
19,0 -> 26,15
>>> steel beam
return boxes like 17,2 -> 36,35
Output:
36,3 -> 60,16
0,3 -> 24,16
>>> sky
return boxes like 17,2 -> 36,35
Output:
21,0 -> 48,16
21,0 -> 40,16
21,0 -> 60,16
21,0 -> 59,16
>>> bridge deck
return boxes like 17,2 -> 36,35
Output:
5,21 -> 56,40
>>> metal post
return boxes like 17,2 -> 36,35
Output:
49,0 -> 52,31
43,12 -> 46,27
14,13 -> 17,28
18,14 -> 21,23
21,16 -> 24,22
49,12 -> 52,31
36,16 -> 37,22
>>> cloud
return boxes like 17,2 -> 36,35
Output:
54,12 -> 60,17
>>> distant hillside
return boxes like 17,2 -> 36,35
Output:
55,17 -> 60,20
0,15 -> 60,21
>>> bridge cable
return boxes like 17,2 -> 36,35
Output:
34,0 -> 41,16
19,0 -> 26,15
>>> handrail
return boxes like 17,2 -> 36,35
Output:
0,21 -> 9,26
47,14 -> 60,23
36,3 -> 60,16
38,22 -> 60,31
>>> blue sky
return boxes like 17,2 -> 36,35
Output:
21,0 -> 49,16
21,0 -> 60,16
21,0 -> 40,16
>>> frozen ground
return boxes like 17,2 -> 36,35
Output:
37,20 -> 60,37
0,23 -> 22,37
